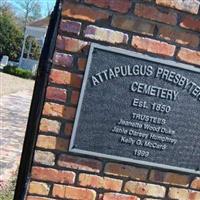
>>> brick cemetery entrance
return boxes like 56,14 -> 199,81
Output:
15,0 -> 200,200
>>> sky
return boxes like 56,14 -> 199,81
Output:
8,0 -> 56,18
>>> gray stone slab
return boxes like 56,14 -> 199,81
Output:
70,43 -> 200,174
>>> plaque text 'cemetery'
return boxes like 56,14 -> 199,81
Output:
70,44 -> 200,174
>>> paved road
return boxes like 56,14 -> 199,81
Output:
0,73 -> 34,189
0,72 -> 34,96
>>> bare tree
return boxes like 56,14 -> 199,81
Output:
46,2 -> 54,16
0,0 -> 13,16
17,0 -> 42,29
0,0 -> 9,8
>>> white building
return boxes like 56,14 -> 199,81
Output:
19,17 -> 49,74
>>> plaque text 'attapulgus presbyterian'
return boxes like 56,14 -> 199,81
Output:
70,44 -> 200,174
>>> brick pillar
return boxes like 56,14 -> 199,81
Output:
24,0 -> 200,200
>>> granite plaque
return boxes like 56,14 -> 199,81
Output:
70,44 -> 200,174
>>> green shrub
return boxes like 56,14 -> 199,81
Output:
0,177 -> 16,200
3,65 -> 33,79
0,187 -> 14,200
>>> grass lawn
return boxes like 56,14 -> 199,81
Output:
0,178 -> 16,200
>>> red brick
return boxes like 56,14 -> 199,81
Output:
64,106 -> 76,120
189,190 -> 200,200
134,4 -> 177,25
85,0 -> 132,13
191,177 -> 200,190
77,57 -> 87,71
143,198 -> 161,200
49,69 -> 82,88
102,193 -> 140,200
28,181 -> 50,195
112,15 -> 155,36
60,20 -> 81,35
31,167 -> 75,184
149,170 -> 190,186
53,52 -> 73,68
84,25 -> 128,44
168,188 -> 189,199
171,187 -> 200,200
85,0 -> 109,8
53,137 -> 69,151
104,163 -> 148,180
62,2 -> 109,22
52,184 -> 65,198
132,36 -> 175,57
64,123 -> 73,136
27,196 -> 53,200
180,16 -> 200,32
71,90 -> 80,105
109,0 -> 131,13
98,194 -> 104,200
177,48 -> 200,66
43,103 -> 76,120
58,154 -> 102,172
46,86 -> 67,102
36,135 -> 69,151
158,26 -> 199,48
53,184 -> 96,200
39,118 -> 60,134
156,0 -> 199,14
34,150 -> 55,166
43,102 -> 64,118
66,186 -> 96,200
124,181 -> 166,198
78,173 -> 122,191
56,35 -> 88,53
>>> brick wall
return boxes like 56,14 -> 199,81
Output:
26,0 -> 200,200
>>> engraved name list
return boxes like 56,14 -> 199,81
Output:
70,44 -> 200,174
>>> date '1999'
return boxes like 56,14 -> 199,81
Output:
134,149 -> 149,157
